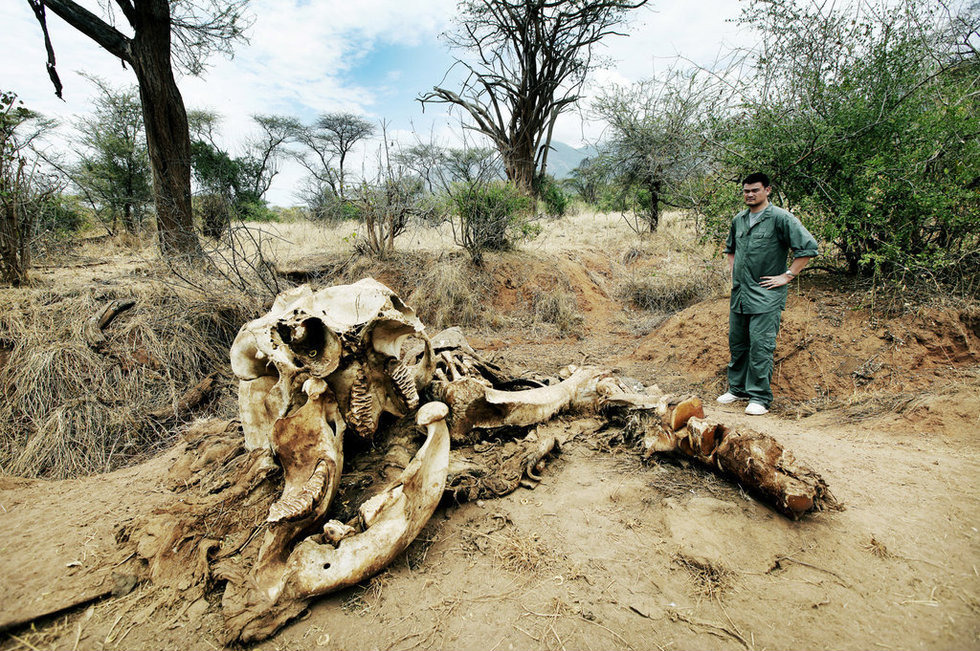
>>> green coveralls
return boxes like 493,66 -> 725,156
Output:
724,204 -> 818,407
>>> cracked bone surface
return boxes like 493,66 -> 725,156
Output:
230,277 -> 434,526
223,279 -> 439,641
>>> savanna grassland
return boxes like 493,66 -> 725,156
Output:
1,209 -> 978,651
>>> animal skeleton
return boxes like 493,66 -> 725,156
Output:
222,278 -> 837,641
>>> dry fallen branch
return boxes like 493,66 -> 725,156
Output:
82,298 -> 135,350
148,373 -> 219,421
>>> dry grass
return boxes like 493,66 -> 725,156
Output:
461,524 -> 556,575
865,535 -> 891,558
606,211 -> 729,329
0,271 -> 261,479
673,553 -> 733,599
530,285 -> 584,335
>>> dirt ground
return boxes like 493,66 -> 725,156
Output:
1,214 -> 978,651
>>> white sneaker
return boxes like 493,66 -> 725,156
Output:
716,392 -> 742,404
745,402 -> 769,416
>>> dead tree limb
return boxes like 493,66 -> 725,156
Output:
82,298 -> 135,350
149,373 -> 218,421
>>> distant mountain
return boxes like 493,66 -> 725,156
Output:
544,141 -> 597,179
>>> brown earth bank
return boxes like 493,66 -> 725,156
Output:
1,237 -> 979,651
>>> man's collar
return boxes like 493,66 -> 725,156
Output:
741,203 -> 772,226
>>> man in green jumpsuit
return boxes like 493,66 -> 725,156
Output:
717,173 -> 819,415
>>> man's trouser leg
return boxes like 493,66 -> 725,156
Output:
745,310 -> 782,407
727,311 -> 751,397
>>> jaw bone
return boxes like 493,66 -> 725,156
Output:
223,401 -> 450,643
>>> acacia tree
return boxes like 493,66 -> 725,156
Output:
27,0 -> 250,258
592,70 -> 718,232
187,110 -> 297,236
243,114 -> 300,200
420,0 -> 648,194
292,113 -> 374,202
73,75 -> 152,234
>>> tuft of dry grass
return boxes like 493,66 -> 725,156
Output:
461,524 -> 556,575
865,535 -> 891,558
407,256 -> 499,330
0,272 -> 262,479
673,553 -> 733,599
530,285 -> 584,335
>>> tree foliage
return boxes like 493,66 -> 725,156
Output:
187,110 -> 294,236
292,112 -> 374,205
420,0 -> 648,193
593,70 -> 717,231
714,0 -> 980,279
73,75 -> 152,234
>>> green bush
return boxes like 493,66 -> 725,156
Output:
537,175 -> 571,217
715,0 -> 980,280
450,181 -> 532,263
236,199 -> 278,223
37,193 -> 87,235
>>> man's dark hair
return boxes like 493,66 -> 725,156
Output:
742,172 -> 771,187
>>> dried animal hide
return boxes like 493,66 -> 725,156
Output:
599,382 -> 840,518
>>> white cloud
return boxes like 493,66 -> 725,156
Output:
3,0 -> 743,204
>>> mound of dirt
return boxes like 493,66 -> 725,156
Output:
635,294 -> 980,403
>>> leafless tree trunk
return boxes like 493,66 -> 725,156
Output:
29,0 -> 249,258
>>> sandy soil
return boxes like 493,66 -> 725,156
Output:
1,215 -> 978,651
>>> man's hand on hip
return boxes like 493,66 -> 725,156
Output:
759,273 -> 793,289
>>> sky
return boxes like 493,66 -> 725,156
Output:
4,0 -> 746,206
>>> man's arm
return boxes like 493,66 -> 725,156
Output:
727,253 -> 735,273
760,256 -> 812,289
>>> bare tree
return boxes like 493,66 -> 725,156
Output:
356,123 -> 433,258
419,0 -> 648,193
26,0 -> 251,258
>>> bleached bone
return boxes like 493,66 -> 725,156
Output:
224,402 -> 450,643
290,401 -> 448,591
230,278 -> 433,451
600,381 -> 837,518
433,366 -> 605,440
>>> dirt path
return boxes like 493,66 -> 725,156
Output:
2,387 -> 976,651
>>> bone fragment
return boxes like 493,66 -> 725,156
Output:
285,401 -> 449,597
82,298 -> 135,351
440,367 -> 603,438
669,397 -> 704,431
322,520 -> 356,546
